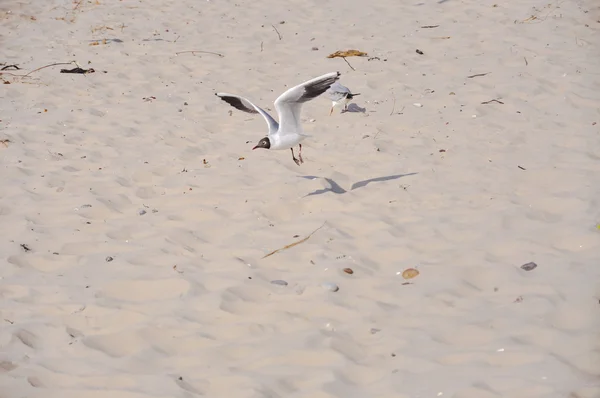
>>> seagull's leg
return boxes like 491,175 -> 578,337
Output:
329,106 -> 334,116
298,144 -> 304,164
291,148 -> 301,166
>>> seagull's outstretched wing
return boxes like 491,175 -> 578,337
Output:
215,93 -> 279,135
273,72 -> 341,136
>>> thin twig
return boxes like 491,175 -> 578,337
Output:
175,50 -> 224,57
481,99 -> 504,105
421,25 -> 439,28
1,65 -> 20,71
342,57 -> 355,71
524,56 -> 528,66
467,72 -> 490,79
16,61 -> 77,78
271,24 -> 282,40
262,222 -> 326,259
260,41 -> 264,52
1,61 -> 77,78
518,0 -> 566,24
390,93 -> 396,115
0,71 -> 26,77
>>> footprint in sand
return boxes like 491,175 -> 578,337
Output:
8,253 -> 76,273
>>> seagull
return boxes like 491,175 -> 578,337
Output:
215,71 -> 341,166
326,81 -> 360,116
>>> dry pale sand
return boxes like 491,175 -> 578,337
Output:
1,0 -> 600,397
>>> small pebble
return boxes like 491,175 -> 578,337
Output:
105,256 -> 113,262
402,268 -> 420,279
520,262 -> 537,271
321,282 -> 339,292
270,280 -> 288,286
311,46 -> 319,51
413,103 -> 423,107
80,204 -> 92,208
370,328 -> 381,334
343,268 -> 354,275
138,209 -> 147,216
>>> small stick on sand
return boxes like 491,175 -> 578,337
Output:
390,93 -> 396,115
0,71 -> 26,77
271,24 -> 282,40
262,222 -> 326,259
342,57 -> 355,71
1,65 -> 21,71
481,99 -> 504,105
24,61 -> 78,77
467,72 -> 490,79
175,50 -> 224,57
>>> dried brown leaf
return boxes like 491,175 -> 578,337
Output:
327,50 -> 368,58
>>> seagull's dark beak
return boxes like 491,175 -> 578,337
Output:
252,145 -> 259,150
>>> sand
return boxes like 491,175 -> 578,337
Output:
1,0 -> 600,397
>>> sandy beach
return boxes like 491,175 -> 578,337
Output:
1,0 -> 600,397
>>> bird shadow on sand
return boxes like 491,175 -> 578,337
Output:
299,173 -> 417,197
342,103 -> 366,113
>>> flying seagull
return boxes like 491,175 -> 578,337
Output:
216,71 -> 341,165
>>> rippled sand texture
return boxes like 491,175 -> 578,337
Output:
1,0 -> 600,397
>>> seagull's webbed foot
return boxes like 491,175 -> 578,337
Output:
291,148 -> 301,166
